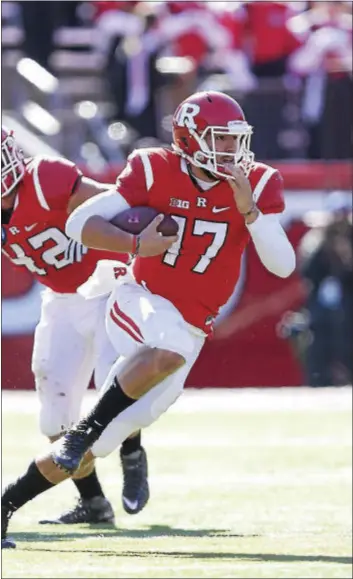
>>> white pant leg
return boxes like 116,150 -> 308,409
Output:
92,298 -> 120,391
32,289 -> 102,437
91,282 -> 205,457
105,282 -> 200,359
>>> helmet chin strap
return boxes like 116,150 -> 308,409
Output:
200,167 -> 219,182
172,144 -> 236,181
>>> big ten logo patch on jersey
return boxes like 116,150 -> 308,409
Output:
174,103 -> 200,129
114,266 -> 127,279
170,198 -> 190,210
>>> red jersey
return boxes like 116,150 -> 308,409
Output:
115,148 -> 285,332
245,2 -> 301,64
2,156 -> 127,293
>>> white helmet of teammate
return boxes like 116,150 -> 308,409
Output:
1,126 -> 25,197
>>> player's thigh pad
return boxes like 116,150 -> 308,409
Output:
106,282 -> 196,360
92,333 -> 204,457
93,299 -> 120,391
32,290 -> 95,436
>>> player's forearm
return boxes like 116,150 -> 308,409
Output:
79,215 -> 135,253
247,212 -> 296,278
65,189 -> 132,252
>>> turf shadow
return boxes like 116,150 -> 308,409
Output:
18,546 -> 353,566
9,527 -> 351,565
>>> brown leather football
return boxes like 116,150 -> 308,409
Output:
110,206 -> 179,237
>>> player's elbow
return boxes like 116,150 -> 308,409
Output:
65,209 -> 88,243
274,264 -> 295,279
271,248 -> 296,278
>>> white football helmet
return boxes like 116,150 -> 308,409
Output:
1,126 -> 25,197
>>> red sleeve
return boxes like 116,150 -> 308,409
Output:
36,156 -> 82,211
115,150 -> 149,207
257,170 -> 285,215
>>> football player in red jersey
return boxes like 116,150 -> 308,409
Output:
1,127 -> 162,530
2,92 -> 296,548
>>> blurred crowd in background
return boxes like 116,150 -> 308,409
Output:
1,1 -> 352,387
279,191 -> 352,387
299,195 -> 352,387
2,1 -> 352,161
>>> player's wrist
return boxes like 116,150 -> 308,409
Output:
239,202 -> 257,216
240,204 -> 259,224
131,234 -> 141,256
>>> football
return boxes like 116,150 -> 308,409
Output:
110,206 -> 179,237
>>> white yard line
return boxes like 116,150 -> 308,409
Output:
144,434 -> 352,448
2,387 -> 352,414
116,469 -> 353,489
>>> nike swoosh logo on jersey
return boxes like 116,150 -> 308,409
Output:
212,207 -> 230,213
24,224 -> 38,232
122,496 -> 139,511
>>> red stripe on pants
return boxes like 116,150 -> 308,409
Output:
113,301 -> 144,341
109,310 -> 144,344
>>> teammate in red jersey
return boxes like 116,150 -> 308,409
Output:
2,92 -> 296,548
1,127 -> 151,529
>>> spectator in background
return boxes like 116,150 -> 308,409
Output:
20,1 -> 56,69
288,1 -> 352,159
92,1 -> 162,138
215,2 -> 303,160
202,2 -> 257,93
298,192 -> 352,386
91,1 -> 142,57
160,2 -> 217,66
241,1 -> 302,78
143,1 -> 213,114
156,1 -> 230,106
93,1 -> 236,138
20,1 -> 81,70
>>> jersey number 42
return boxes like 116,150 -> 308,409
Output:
3,227 -> 88,275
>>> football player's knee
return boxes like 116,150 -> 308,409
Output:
39,405 -> 69,438
153,349 -> 185,377
38,388 -> 77,438
32,356 -> 50,383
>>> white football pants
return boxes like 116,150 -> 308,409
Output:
91,279 -> 205,458
32,288 -> 118,437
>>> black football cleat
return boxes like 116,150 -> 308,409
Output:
1,538 -> 16,549
1,504 -> 16,549
39,496 -> 115,525
120,447 -> 150,514
51,423 -> 99,475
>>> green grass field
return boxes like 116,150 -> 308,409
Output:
1,388 -> 352,579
